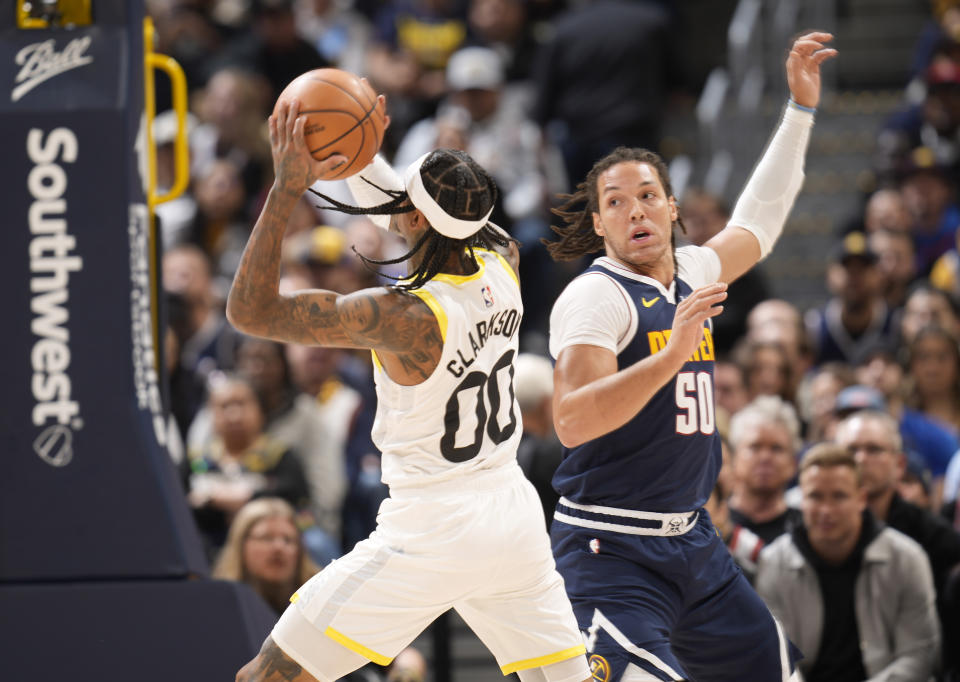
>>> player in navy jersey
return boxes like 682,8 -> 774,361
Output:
544,33 -> 837,682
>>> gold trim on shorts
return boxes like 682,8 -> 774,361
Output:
324,626 -> 393,666
500,644 -> 587,675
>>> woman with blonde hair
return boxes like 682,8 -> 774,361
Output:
213,497 -> 319,615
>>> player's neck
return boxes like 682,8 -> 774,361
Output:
606,252 -> 674,287
443,250 -> 480,277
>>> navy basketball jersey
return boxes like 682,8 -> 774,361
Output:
552,262 -> 721,512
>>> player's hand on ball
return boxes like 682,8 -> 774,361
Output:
269,98 -> 347,197
359,78 -> 392,132
667,283 -> 727,363
786,31 -> 837,110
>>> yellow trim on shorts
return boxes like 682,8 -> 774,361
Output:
500,644 -> 587,675
289,592 -> 300,604
324,626 -> 393,666
408,288 -> 448,341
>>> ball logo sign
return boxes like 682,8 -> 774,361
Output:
12,37 -> 94,102
32,424 -> 74,467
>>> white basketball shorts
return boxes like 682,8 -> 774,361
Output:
272,464 -> 587,678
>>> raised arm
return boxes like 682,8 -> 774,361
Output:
705,31 -> 837,284
226,99 -> 431,354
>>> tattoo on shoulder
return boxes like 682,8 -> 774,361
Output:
252,639 -> 305,681
308,301 -> 341,330
339,294 -> 381,334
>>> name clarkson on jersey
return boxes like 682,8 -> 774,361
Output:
446,308 -> 521,378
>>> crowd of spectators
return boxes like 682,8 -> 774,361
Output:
148,0 -> 960,678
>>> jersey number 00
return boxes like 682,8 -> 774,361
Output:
440,349 -> 517,462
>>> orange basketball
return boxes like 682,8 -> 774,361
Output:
274,68 -> 386,180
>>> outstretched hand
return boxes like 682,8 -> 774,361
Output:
786,31 -> 838,110
667,283 -> 727,364
269,98 -> 347,197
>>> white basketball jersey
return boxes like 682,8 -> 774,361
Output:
372,249 -> 524,490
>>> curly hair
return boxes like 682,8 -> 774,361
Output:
545,147 -> 686,263
310,149 -> 515,290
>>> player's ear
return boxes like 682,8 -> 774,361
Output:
592,212 -> 604,237
410,207 -> 429,234
668,196 -> 678,222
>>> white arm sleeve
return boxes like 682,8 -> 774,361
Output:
343,154 -> 404,230
549,272 -> 636,359
676,244 -> 722,288
727,101 -> 814,259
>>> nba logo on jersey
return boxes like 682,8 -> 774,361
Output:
481,285 -> 494,308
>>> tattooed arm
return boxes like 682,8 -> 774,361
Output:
227,98 -> 443,380
236,637 -> 317,681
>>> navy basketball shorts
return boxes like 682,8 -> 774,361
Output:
551,510 -> 800,682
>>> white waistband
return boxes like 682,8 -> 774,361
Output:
554,497 -> 699,537
388,462 -> 523,500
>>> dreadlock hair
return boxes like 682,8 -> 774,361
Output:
314,148 -> 514,291
545,147 -> 687,264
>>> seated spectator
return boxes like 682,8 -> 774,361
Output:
513,353 -> 562,528
293,0 -> 372,75
756,443 -> 940,682
901,454 -> 936,510
746,298 -> 813,401
212,0 -> 329,101
466,0 -> 538,83
835,409 -> 960,606
733,339 -> 794,405
805,232 -> 898,367
868,227 -> 917,309
187,336 -> 349,559
898,149 -> 960,276
839,376 -> 959,492
184,373 -> 311,556
213,497 -> 319,615
727,396 -> 803,544
365,0 -> 470,150
188,158 -> 252,280
713,357 -> 750,424
905,324 -> 960,435
802,362 -> 856,444
900,282 -> 960,344
862,187 -> 911,235
163,243 -> 240,380
191,66 -> 272,202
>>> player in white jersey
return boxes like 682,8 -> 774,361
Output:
227,98 -> 590,682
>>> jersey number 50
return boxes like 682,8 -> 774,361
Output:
440,349 -> 517,462
675,371 -> 715,435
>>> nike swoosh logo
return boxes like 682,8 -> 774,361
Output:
641,297 -> 660,308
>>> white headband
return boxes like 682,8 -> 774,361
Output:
403,152 -> 494,240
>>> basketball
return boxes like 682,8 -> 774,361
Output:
274,68 -> 386,180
